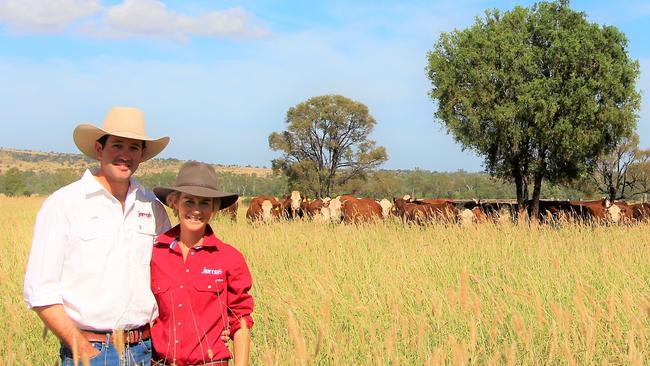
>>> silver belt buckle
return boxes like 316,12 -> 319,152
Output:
127,330 -> 135,343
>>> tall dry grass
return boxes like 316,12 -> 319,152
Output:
2,196 -> 649,365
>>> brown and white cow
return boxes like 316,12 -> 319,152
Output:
628,202 -> 650,221
301,197 -> 329,219
246,195 -> 282,222
377,198 -> 393,219
340,197 -> 383,224
393,197 -> 457,225
327,197 -> 344,223
610,201 -> 632,224
281,190 -> 303,219
458,206 -> 487,225
217,197 -> 239,222
567,198 -> 616,224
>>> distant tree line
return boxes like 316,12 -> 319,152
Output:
0,166 -> 604,201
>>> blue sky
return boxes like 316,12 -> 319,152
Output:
0,0 -> 648,172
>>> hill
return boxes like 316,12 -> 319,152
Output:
0,147 -> 273,176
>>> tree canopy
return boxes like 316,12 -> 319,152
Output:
426,0 -> 640,217
269,95 -> 387,197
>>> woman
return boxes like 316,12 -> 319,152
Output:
151,161 -> 253,366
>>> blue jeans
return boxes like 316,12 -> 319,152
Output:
60,338 -> 152,366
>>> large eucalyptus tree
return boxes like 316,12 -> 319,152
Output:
269,95 -> 387,197
426,0 -> 640,217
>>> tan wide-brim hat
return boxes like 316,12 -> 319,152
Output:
154,161 -> 239,210
73,106 -> 170,161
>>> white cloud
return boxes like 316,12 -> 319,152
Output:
0,0 -> 269,39
96,0 -> 269,40
105,0 -> 176,35
0,0 -> 101,33
185,7 -> 268,38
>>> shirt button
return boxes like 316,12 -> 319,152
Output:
190,252 -> 195,256
207,285 -> 212,289
185,269 -> 190,273
179,285 -> 184,289
178,304 -> 183,308
177,322 -> 182,326
174,340 -> 179,344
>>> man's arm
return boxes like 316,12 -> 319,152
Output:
34,304 -> 100,358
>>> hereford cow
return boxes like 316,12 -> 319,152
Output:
629,202 -> 650,221
414,198 -> 456,205
303,197 -> 335,220
217,197 -> 239,221
610,201 -> 632,224
281,190 -> 303,219
377,198 -> 393,219
246,195 -> 282,222
393,197 -> 457,225
327,197 -> 343,223
536,200 -> 579,223
567,198 -> 615,223
458,205 -> 487,225
341,197 -> 383,224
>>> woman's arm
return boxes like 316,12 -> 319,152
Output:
232,319 -> 250,366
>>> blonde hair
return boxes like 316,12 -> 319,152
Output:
166,191 -> 221,217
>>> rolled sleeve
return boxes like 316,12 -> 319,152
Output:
227,253 -> 254,337
23,196 -> 66,308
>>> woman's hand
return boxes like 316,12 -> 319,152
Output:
220,329 -> 230,342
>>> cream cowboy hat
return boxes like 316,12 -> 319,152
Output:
154,161 -> 239,210
73,106 -> 170,161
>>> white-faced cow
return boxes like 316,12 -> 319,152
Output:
246,195 -> 282,222
282,190 -> 303,219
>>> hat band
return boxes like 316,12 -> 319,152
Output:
175,182 -> 219,191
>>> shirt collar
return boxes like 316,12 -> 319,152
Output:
81,168 -> 142,198
155,224 -> 222,249
80,169 -> 105,195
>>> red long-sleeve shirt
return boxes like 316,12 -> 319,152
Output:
150,225 -> 254,366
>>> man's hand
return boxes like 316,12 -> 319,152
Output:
79,341 -> 101,360
34,305 -> 100,359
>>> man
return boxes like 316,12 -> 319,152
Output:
24,107 -> 171,365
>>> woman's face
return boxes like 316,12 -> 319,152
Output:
176,192 -> 215,233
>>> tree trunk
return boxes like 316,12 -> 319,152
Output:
530,172 -> 544,222
513,167 -> 528,221
325,174 -> 334,198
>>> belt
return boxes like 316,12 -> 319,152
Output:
79,324 -> 151,345
152,359 -> 229,366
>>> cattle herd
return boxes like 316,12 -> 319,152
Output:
216,191 -> 650,225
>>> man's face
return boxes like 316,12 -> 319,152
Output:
95,135 -> 144,185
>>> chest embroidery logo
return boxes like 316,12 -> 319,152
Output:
138,211 -> 152,218
201,267 -> 223,275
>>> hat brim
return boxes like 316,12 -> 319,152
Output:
73,124 -> 169,161
154,186 -> 239,211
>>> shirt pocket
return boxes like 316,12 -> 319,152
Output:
133,221 -> 156,265
192,277 -> 227,313
68,222 -> 112,274
193,278 -> 226,293
151,281 -> 172,319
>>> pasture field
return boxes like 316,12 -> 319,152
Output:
1,196 -> 649,365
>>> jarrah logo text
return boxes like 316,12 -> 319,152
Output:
201,267 -> 223,275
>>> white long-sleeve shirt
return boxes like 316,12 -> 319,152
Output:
24,169 -> 171,331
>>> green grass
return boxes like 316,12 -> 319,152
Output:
2,196 -> 649,365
